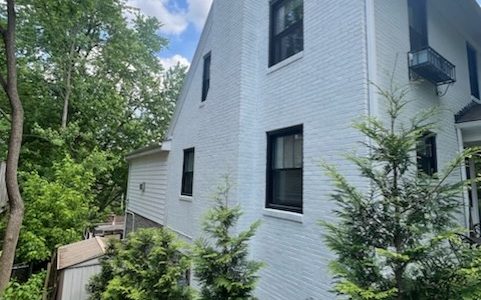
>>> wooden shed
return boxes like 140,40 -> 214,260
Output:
55,237 -> 107,300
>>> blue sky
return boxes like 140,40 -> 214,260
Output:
127,0 -> 213,69
128,0 -> 481,69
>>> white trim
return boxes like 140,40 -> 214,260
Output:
179,195 -> 193,202
469,158 -> 480,226
266,51 -> 304,74
262,208 -> 303,223
472,95 -> 481,104
457,128 -> 471,229
125,148 -> 167,161
455,120 -> 481,129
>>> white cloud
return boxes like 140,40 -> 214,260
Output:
126,0 -> 189,35
126,0 -> 213,35
187,0 -> 213,30
159,54 -> 190,70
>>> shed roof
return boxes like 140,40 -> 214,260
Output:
455,101 -> 481,123
57,237 -> 108,270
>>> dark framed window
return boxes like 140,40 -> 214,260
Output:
266,125 -> 303,213
467,43 -> 480,99
202,52 -> 211,102
269,0 -> 304,67
417,133 -> 437,176
181,148 -> 195,196
408,0 -> 428,51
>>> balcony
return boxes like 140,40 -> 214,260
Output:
408,47 -> 456,85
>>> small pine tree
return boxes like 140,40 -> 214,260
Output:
322,84 -> 481,299
194,177 -> 264,300
87,228 -> 193,300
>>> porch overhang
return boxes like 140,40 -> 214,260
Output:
456,101 -> 481,145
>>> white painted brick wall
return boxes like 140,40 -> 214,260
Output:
374,0 -> 481,225
158,0 -> 481,299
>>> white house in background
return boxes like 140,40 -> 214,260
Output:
125,0 -> 481,298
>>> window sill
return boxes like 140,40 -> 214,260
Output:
179,195 -> 193,202
263,208 -> 303,223
472,95 -> 481,104
267,51 -> 303,75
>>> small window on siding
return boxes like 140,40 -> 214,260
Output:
269,0 -> 304,67
417,133 -> 437,176
202,52 -> 211,102
467,43 -> 480,99
408,0 -> 428,51
266,125 -> 303,213
181,148 -> 195,196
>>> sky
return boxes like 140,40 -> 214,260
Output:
129,0 -> 481,69
127,0 -> 213,69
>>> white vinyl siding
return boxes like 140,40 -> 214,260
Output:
126,152 -> 168,225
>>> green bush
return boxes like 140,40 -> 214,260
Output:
87,228 -> 193,300
321,84 -> 481,299
1,271 -> 46,300
194,178 -> 263,300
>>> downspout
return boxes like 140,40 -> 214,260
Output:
124,210 -> 135,237
365,0 -> 378,119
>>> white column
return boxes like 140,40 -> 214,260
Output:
469,158 -> 480,226
457,128 -> 471,229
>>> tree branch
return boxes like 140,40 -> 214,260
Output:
0,107 -> 11,122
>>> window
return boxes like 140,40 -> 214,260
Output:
467,43 -> 480,99
417,133 -> 437,176
269,0 -> 303,67
181,148 -> 195,196
408,0 -> 428,51
202,52 -> 211,102
266,125 -> 303,213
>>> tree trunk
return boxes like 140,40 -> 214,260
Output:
0,0 -> 25,293
61,42 -> 75,130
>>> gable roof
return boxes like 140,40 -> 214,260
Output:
57,237 -> 108,270
455,101 -> 481,123
166,5 -> 214,138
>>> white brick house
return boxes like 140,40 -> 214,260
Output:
125,1 -> 481,299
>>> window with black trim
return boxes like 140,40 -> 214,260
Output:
467,43 -> 480,99
417,133 -> 437,176
269,0 -> 303,67
408,0 -> 428,51
202,52 -> 211,102
181,148 -> 194,196
266,125 -> 303,213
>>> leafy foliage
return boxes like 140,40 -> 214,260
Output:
1,271 -> 46,300
321,85 -> 481,299
3,153 -> 110,263
87,228 -> 193,300
0,0 -> 187,215
194,178 -> 264,300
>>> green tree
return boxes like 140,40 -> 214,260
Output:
322,85 -> 481,299
87,228 -> 193,300
194,178 -> 263,300
0,0 -> 186,215
0,152 -> 111,263
1,271 -> 45,300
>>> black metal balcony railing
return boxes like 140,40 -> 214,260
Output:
408,47 -> 456,85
